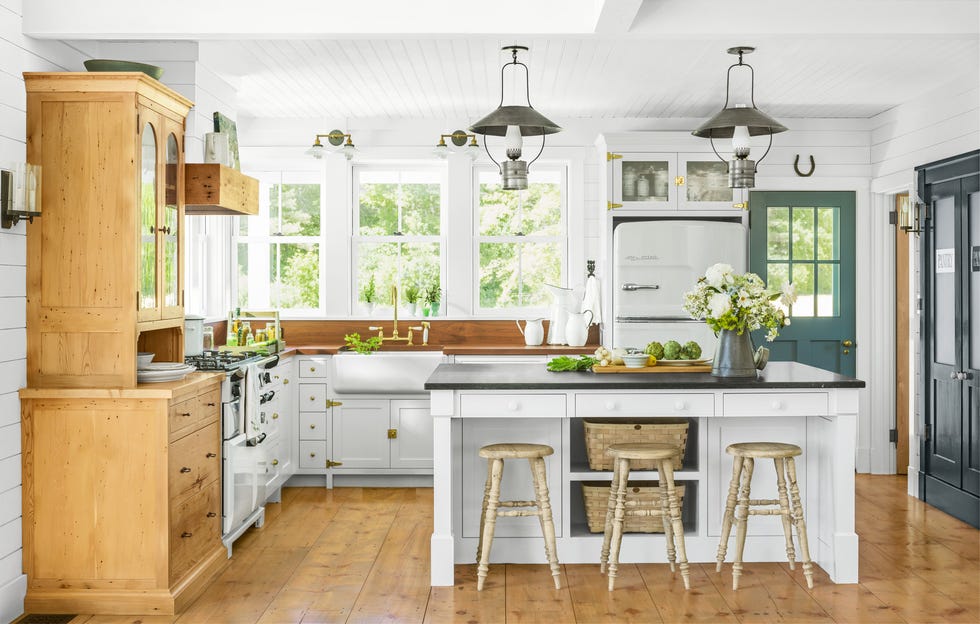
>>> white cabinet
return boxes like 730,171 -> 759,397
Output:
333,398 -> 433,471
295,356 -> 334,473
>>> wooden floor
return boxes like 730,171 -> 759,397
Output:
47,475 -> 979,623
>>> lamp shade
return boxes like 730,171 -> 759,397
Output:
691,105 -> 788,139
470,105 -> 561,137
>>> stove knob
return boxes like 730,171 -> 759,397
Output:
262,372 -> 272,383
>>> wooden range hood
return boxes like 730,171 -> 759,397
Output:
184,163 -> 259,216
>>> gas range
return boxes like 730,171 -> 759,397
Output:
185,350 -> 267,372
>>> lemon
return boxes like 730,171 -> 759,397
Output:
647,355 -> 657,366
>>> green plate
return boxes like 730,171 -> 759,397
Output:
83,59 -> 164,80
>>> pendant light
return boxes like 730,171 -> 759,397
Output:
470,45 -> 561,190
692,46 -> 787,188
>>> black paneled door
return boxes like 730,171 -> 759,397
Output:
919,150 -> 980,528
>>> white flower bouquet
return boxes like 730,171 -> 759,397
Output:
682,263 -> 797,342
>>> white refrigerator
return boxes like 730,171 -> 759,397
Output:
611,219 -> 748,351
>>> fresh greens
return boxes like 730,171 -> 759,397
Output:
547,355 -> 598,372
344,332 -> 383,355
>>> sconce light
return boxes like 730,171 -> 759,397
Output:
1,164 -> 41,229
898,194 -> 924,235
692,46 -> 787,188
470,45 -> 561,190
306,130 -> 357,161
434,130 -> 481,160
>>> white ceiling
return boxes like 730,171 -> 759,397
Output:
25,0 -> 980,122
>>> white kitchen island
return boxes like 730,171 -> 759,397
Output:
425,361 -> 865,586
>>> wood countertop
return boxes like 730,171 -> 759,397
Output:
278,344 -> 595,357
20,371 -> 225,399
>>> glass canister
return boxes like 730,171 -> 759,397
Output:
636,174 -> 650,198
622,169 -> 637,198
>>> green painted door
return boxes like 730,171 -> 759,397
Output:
749,191 -> 856,376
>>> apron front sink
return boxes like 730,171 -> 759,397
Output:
331,351 -> 446,394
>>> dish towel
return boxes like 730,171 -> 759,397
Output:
581,274 -> 602,325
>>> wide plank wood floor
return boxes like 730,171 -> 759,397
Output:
48,475 -> 979,623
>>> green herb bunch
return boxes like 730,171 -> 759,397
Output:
344,332 -> 383,355
546,355 -> 598,372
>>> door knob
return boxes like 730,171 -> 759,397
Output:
842,339 -> 854,347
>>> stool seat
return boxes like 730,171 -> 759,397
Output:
605,442 -> 678,461
479,443 -> 554,459
726,442 -> 802,459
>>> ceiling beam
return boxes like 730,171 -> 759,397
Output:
592,0 -> 644,34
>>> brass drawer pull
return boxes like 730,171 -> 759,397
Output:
180,467 -> 191,473
207,512 -> 216,518
180,412 -> 191,417
181,531 -> 192,538
206,452 -> 217,458
206,402 -> 216,407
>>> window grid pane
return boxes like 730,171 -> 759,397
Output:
767,207 -> 790,260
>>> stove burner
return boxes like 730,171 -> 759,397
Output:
185,350 -> 264,371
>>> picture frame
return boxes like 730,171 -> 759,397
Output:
212,111 -> 240,170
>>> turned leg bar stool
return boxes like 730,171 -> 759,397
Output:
476,443 -> 561,591
716,442 -> 813,590
599,442 -> 690,591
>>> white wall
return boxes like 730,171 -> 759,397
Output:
869,75 -> 980,484
0,1 -> 94,621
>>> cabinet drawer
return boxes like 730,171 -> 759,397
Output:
299,384 -> 327,411
300,440 -> 329,469
576,393 -> 713,418
299,359 -> 328,378
169,480 -> 220,584
459,394 -> 566,418
300,411 -> 327,440
169,421 -> 220,500
723,392 -> 829,417
168,387 -> 219,440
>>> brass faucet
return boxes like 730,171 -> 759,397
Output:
368,285 -> 431,345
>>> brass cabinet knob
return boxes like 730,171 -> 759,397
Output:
309,396 -> 315,401
180,531 -> 192,538
310,367 -> 316,372
283,379 -> 289,384
207,512 -> 216,518
310,452 -> 316,458
272,413 -> 279,419
179,467 -> 191,473
842,339 -> 854,347
309,424 -> 316,429
206,452 -> 216,458
272,459 -> 279,466
180,412 -> 191,417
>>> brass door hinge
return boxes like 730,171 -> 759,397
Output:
325,459 -> 343,468
607,202 -> 623,211
387,428 -> 398,439
733,202 -> 748,210
607,152 -> 622,161
326,400 -> 343,407
675,176 -> 685,186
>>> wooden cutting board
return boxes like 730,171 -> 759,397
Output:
593,364 -> 712,373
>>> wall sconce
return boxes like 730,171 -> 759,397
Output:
470,45 -> 562,190
692,46 -> 787,188
433,131 -> 480,160
1,164 -> 41,229
306,130 -> 357,160
898,194 -> 924,235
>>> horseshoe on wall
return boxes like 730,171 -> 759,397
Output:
794,154 -> 815,177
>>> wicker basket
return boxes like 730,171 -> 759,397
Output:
581,481 -> 686,533
583,420 -> 689,471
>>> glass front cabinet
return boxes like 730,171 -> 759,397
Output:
607,151 -> 740,212
137,109 -> 185,323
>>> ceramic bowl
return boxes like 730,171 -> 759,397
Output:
621,353 -> 649,368
83,59 -> 164,80
137,352 -> 155,369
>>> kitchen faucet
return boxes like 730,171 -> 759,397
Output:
369,285 -> 429,345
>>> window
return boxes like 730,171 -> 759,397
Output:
766,205 -> 840,318
353,167 -> 445,313
235,172 -> 322,312
475,166 -> 566,313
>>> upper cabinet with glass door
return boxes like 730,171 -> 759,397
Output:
609,153 -> 675,210
676,153 -> 737,210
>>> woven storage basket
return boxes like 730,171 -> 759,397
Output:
582,481 -> 686,533
583,420 -> 689,471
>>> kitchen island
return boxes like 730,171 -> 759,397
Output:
425,361 -> 865,586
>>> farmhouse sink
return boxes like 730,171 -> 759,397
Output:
331,350 -> 446,394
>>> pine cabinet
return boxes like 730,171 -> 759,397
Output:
24,73 -> 193,388
19,374 -> 227,615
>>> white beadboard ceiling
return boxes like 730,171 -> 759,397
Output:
23,0 -> 980,121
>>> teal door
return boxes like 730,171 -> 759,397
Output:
749,191 -> 856,376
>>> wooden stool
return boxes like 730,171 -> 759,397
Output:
716,442 -> 813,590
476,443 -> 561,591
599,442 -> 690,591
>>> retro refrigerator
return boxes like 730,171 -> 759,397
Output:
611,219 -> 748,351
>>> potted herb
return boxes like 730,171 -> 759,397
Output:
424,280 -> 442,316
360,274 -> 377,315
404,283 -> 420,316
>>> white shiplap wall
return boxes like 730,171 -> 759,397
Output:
0,1 -> 92,621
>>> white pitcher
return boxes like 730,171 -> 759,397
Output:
564,310 -> 593,347
515,318 -> 545,346
545,284 -> 578,345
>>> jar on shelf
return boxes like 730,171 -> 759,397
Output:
636,174 -> 650,198
622,169 -> 637,198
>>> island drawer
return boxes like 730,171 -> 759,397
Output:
459,394 -> 566,418
723,392 -> 829,417
576,393 -> 713,418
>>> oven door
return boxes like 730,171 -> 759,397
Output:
222,433 -> 266,536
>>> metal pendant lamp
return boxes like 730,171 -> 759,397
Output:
470,45 -> 561,190
692,46 -> 787,188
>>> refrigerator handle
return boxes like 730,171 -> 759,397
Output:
621,283 -> 660,291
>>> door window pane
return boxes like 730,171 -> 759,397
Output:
817,263 -> 837,317
817,207 -> 838,260
164,134 -> 179,307
792,263 -> 815,317
140,123 -> 157,311
934,195 -> 956,365
767,207 -> 790,260
792,207 -> 815,260
971,191 -> 980,370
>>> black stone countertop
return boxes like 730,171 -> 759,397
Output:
425,361 -> 865,390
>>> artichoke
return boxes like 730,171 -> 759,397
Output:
663,340 -> 682,360
644,341 -> 664,359
681,341 -> 702,360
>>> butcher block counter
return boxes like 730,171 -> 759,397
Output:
424,361 -> 864,587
